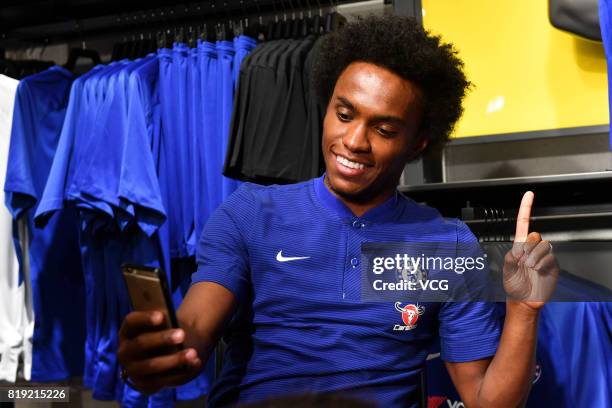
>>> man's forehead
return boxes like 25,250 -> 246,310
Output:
334,62 -> 422,119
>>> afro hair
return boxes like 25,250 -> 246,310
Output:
311,14 -> 471,152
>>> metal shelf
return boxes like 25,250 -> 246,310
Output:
399,171 -> 612,193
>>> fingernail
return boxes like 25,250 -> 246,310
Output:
151,312 -> 162,324
185,349 -> 196,359
171,330 -> 184,342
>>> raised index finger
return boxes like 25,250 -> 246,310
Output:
514,191 -> 534,242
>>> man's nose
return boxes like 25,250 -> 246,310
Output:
342,122 -> 370,153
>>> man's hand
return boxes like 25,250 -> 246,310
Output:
117,311 -> 203,395
503,191 -> 559,310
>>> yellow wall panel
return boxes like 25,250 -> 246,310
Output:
422,0 -> 609,138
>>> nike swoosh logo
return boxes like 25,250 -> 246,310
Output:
276,250 -> 310,262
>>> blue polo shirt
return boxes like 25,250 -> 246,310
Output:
192,175 -> 501,407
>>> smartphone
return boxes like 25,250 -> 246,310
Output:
121,263 -> 181,335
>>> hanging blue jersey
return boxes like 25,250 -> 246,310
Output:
121,57 -> 166,237
173,43 -> 195,256
157,44 -> 196,258
426,301 -> 612,408
76,57 -> 155,227
67,62 -> 125,222
34,63 -> 107,389
158,47 -> 188,258
196,41 -> 218,238
185,46 -> 200,254
4,66 -> 86,382
192,176 -> 501,407
126,54 -> 213,403
33,62 -> 168,406
233,36 -> 257,86
527,303 -> 611,407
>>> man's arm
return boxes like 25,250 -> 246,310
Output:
444,301 -> 538,408
118,281 -> 236,394
177,281 -> 237,361
444,192 -> 557,407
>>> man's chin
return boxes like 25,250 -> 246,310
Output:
327,178 -> 373,203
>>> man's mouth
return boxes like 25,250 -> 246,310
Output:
333,153 -> 371,176
336,154 -> 366,169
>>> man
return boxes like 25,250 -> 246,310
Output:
118,15 -> 558,407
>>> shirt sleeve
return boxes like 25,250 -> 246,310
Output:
4,81 -> 37,219
438,220 -> 502,362
191,184 -> 253,303
117,69 -> 166,237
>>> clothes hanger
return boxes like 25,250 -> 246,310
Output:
288,0 -> 300,39
281,0 -> 292,39
311,0 -> 323,35
266,1 -> 279,41
64,41 -> 101,72
325,0 -> 346,33
111,15 -> 126,61
297,0 -> 309,38
245,0 -> 265,40
273,1 -> 284,40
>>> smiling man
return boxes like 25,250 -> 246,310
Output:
118,15 -> 558,408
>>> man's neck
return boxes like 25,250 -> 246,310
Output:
323,175 -> 396,218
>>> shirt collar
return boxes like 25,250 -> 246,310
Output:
313,174 -> 401,223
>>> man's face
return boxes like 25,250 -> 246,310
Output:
322,62 -> 425,203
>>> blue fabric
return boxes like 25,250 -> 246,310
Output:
191,175 -> 501,408
126,53 -> 212,402
172,43 -> 195,257
4,66 -> 86,382
25,38 -> 256,401
196,41 -> 218,237
157,44 -> 194,258
34,64 -> 106,388
233,35 -> 257,86
122,57 -> 166,237
426,302 -> 612,408
185,47 -> 200,254
527,303 -> 612,407
600,0 -> 612,150
33,59 -> 193,406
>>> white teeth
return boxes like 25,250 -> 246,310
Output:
336,155 -> 365,170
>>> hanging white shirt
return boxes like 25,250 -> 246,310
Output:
0,73 -> 31,382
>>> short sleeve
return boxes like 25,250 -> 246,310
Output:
117,67 -> 166,237
4,81 -> 37,219
439,220 -> 502,362
34,78 -> 83,226
438,301 -> 501,362
191,185 -> 253,303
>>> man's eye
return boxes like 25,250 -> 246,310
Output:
336,112 -> 351,122
376,127 -> 398,138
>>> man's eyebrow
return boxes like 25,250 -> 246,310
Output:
336,95 -> 407,126
372,114 -> 407,126
336,96 -> 355,110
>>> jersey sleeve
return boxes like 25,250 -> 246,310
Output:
4,81 -> 37,219
438,220 -> 502,362
34,78 -> 82,226
191,184 -> 253,303
118,69 -> 166,237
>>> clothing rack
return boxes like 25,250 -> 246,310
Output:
0,0 -> 418,46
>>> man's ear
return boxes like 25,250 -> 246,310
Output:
407,136 -> 428,161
